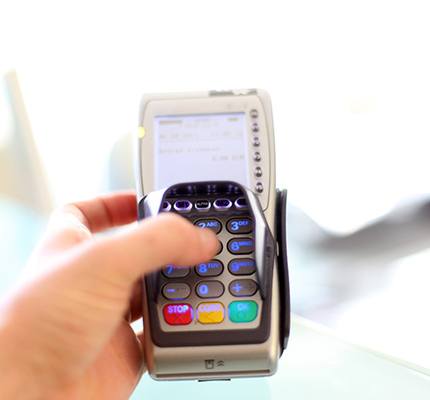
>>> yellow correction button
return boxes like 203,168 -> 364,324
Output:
197,302 -> 224,324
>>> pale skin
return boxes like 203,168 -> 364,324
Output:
0,192 -> 219,399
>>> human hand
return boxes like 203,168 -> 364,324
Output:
0,192 -> 218,399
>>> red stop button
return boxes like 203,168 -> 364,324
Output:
163,303 -> 193,325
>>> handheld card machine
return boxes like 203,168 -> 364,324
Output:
135,89 -> 290,380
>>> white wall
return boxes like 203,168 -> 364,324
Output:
1,0 -> 429,233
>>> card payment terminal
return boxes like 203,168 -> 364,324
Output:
135,89 -> 290,380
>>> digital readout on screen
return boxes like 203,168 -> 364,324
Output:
153,113 -> 249,189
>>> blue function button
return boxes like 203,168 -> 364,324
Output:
229,279 -> 258,297
194,199 -> 211,211
196,281 -> 224,298
173,200 -> 192,213
226,217 -> 253,234
162,265 -> 191,278
229,301 -> 258,323
161,201 -> 172,212
234,197 -> 248,209
195,260 -> 223,277
194,219 -> 222,234
213,198 -> 232,211
162,283 -> 191,300
228,258 -> 256,275
227,238 -> 254,254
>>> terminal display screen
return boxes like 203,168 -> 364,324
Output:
154,113 -> 249,189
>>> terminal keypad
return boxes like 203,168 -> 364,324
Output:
156,195 -> 261,331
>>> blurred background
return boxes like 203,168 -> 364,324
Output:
1,0 -> 429,372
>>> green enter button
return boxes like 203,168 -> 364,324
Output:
229,301 -> 258,323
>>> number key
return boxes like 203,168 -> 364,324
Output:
194,219 -> 222,234
195,260 -> 223,277
196,281 -> 224,298
162,265 -> 190,278
228,258 -> 256,275
227,217 -> 253,234
227,238 -> 254,254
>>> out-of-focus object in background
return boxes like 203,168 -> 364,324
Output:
0,198 -> 43,292
105,130 -> 134,192
0,70 -> 52,215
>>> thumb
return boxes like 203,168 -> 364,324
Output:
77,212 -> 219,289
